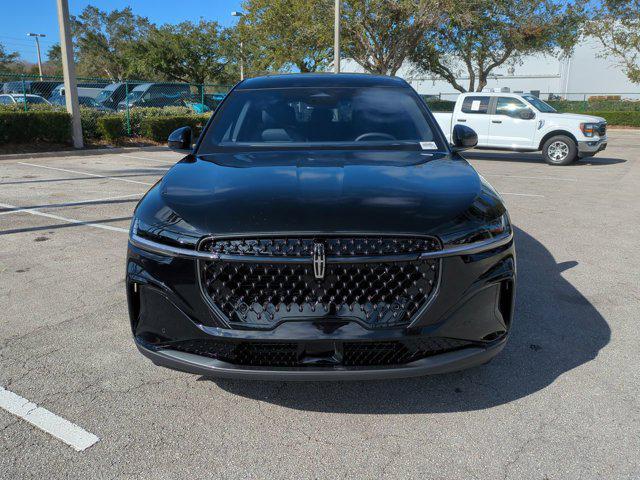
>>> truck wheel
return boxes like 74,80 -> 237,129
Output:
542,135 -> 578,166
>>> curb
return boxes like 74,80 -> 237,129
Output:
0,145 -> 169,161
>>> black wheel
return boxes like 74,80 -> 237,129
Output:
542,135 -> 578,165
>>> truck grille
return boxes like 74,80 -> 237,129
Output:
597,122 -> 607,136
199,236 -> 440,328
169,337 -> 471,367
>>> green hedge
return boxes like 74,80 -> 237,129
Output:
80,108 -> 109,140
423,99 -> 456,112
585,111 -> 640,127
97,115 -> 127,144
0,110 -> 71,145
548,100 -> 640,113
139,115 -> 210,142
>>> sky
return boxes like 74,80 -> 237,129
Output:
2,0 -> 243,63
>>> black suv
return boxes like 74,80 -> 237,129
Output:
126,74 -> 515,380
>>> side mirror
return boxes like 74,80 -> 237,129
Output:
168,126 -> 192,152
519,109 -> 535,120
451,124 -> 478,151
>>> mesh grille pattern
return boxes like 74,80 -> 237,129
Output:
201,259 -> 439,328
597,123 -> 607,136
204,236 -> 440,257
170,338 -> 471,367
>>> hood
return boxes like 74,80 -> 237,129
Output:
136,149 -> 488,239
553,112 -> 606,123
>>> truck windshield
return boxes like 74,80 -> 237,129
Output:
95,85 -> 118,103
522,95 -> 557,113
199,87 -> 440,151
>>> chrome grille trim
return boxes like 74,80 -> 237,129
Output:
129,231 -> 513,261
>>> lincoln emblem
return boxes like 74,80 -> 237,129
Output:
312,242 -> 326,279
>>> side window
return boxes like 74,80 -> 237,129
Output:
495,97 -> 531,118
461,96 -> 489,114
0,96 -> 10,105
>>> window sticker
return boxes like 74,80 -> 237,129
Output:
471,100 -> 481,111
420,141 -> 438,150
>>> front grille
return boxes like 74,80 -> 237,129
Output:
199,236 -> 440,329
207,236 -> 440,257
597,122 -> 607,136
169,338 -> 472,367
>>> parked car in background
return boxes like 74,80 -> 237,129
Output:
94,82 -> 142,111
50,82 -> 109,100
182,93 -> 222,113
49,94 -> 112,111
433,92 -> 608,165
1,81 -> 61,99
117,83 -> 191,111
0,94 -> 51,106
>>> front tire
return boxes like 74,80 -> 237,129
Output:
542,135 -> 578,165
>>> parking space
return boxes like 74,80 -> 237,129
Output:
1,131 -> 639,478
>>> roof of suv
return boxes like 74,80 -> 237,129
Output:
236,73 -> 408,90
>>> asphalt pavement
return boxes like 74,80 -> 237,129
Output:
0,131 -> 639,479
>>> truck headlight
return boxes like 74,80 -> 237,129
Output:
580,123 -> 597,137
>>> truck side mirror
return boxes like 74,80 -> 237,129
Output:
451,124 -> 478,151
168,126 -> 192,152
519,109 -> 535,120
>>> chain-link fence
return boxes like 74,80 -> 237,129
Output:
0,73 -> 232,143
2,72 -> 639,146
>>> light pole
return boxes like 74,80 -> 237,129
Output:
334,0 -> 340,73
231,11 -> 245,81
27,33 -> 46,80
56,0 -> 83,148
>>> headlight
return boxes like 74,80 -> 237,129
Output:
580,123 -> 597,137
130,217 -> 200,249
440,212 -> 511,247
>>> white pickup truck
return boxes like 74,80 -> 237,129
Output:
433,92 -> 608,165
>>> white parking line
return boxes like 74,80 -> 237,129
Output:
500,192 -> 545,197
0,386 -> 99,452
18,162 -> 155,186
0,201 -> 129,233
0,193 -> 143,216
485,174 -> 577,182
119,154 -> 176,164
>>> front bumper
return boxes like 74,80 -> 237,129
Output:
578,136 -> 607,156
136,336 -> 507,381
127,236 -> 516,380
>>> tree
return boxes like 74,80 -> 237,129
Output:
586,0 -> 639,84
239,0 -> 334,73
411,0 -> 583,92
141,20 -> 234,85
0,43 -> 19,72
72,6 -> 153,79
342,0 -> 444,75
44,43 -> 63,76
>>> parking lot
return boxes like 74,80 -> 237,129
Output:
0,130 -> 639,479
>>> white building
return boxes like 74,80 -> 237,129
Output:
342,35 -> 639,101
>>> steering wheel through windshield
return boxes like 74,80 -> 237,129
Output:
354,132 -> 397,142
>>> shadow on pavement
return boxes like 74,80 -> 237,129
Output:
207,226 -> 610,413
465,150 -> 626,166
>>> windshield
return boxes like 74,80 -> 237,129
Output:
95,87 -> 117,103
199,87 -> 440,152
124,90 -> 144,102
15,96 -> 48,105
522,95 -> 557,113
79,97 -> 99,107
